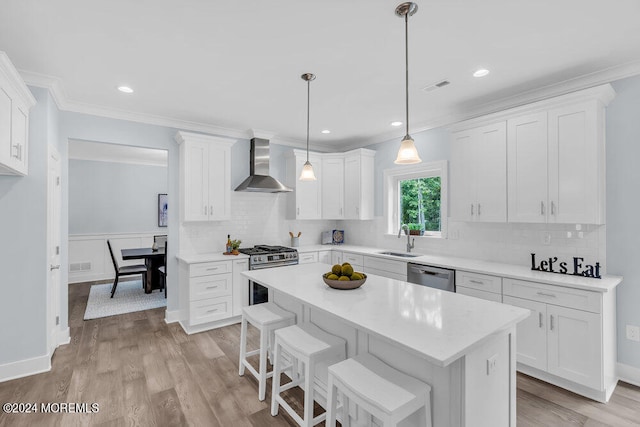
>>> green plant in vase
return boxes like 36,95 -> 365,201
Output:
230,239 -> 242,254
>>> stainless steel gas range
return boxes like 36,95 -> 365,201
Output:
238,245 -> 299,304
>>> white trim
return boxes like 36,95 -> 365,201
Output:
617,362 -> 640,388
178,316 -> 241,335
383,161 -> 448,238
0,52 -> 36,106
164,309 -> 182,324
0,354 -> 51,383
57,327 -> 71,347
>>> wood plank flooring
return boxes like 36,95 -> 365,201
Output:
0,280 -> 639,426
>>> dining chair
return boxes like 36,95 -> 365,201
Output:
154,234 -> 167,249
107,240 -> 147,298
158,241 -> 167,298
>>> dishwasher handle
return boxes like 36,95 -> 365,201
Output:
408,263 -> 453,279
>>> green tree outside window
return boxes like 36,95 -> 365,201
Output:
400,177 -> 441,232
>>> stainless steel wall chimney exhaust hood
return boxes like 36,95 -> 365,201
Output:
234,138 -> 292,193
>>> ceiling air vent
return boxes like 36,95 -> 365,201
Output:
422,79 -> 451,93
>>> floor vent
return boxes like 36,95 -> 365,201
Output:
422,79 -> 451,92
70,262 -> 92,272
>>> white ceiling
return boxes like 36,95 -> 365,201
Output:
2,0 -> 640,150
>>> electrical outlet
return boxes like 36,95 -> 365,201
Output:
542,232 -> 552,245
450,229 -> 459,240
626,325 -> 640,342
487,354 -> 498,375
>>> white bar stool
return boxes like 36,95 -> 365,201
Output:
271,322 -> 347,427
326,353 -> 432,427
238,302 -> 296,401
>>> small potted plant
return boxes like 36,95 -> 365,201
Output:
230,239 -> 242,255
407,223 -> 425,236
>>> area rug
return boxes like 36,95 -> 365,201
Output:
84,279 -> 166,320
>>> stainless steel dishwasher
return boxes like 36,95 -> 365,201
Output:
407,263 -> 455,292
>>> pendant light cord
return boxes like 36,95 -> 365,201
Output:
306,79 -> 311,162
404,12 -> 410,139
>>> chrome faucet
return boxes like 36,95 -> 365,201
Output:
398,224 -> 415,252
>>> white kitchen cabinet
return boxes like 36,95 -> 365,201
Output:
344,149 -> 375,220
318,250 -> 331,265
285,150 -> 322,219
0,53 -> 36,176
331,251 -> 343,266
363,255 -> 407,281
232,258 -> 249,316
298,251 -> 318,264
450,122 -> 507,222
182,260 -> 233,327
507,88 -> 613,224
502,277 -> 615,401
322,155 -> 345,219
176,131 -> 236,222
456,270 -> 503,302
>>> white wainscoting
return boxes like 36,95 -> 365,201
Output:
68,233 -> 164,284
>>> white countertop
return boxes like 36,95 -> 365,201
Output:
243,263 -> 530,367
176,252 -> 249,263
297,244 -> 622,293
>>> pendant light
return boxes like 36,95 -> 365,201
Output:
299,73 -> 317,181
394,2 -> 422,165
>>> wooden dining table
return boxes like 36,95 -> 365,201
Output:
121,247 -> 165,294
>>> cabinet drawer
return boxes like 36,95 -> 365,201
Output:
456,271 -> 502,294
503,278 -> 601,313
298,252 -> 318,264
190,260 -> 232,278
342,252 -> 364,266
365,266 -> 406,281
189,296 -> 233,325
457,286 -> 502,303
190,273 -> 232,301
363,256 -> 406,276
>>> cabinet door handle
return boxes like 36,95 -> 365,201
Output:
206,267 -> 219,271
207,308 -> 219,313
297,207 -> 300,215
549,314 -> 554,331
469,280 -> 484,285
206,285 -> 219,289
470,204 -> 474,216
204,205 -> 207,215
356,206 -> 359,215
541,201 -> 545,215
477,203 -> 481,216
340,207 -> 343,215
50,264 -> 61,271
210,206 -> 213,215
12,144 -> 20,159
538,312 -> 543,328
551,201 -> 556,215
536,291 -> 556,298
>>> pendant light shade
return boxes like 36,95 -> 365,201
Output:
299,73 -> 317,181
394,2 -> 422,165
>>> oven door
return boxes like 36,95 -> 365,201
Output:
249,280 -> 269,305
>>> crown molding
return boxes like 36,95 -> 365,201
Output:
19,59 -> 640,151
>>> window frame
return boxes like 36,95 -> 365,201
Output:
383,160 -> 448,238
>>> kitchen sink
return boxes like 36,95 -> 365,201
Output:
378,251 -> 420,258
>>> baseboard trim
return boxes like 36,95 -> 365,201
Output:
57,327 -> 71,346
179,316 -> 241,335
517,363 -> 609,402
618,362 -> 640,388
0,354 -> 51,383
164,309 -> 181,324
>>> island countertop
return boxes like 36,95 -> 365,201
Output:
243,263 -> 530,367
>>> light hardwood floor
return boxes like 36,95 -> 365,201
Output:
0,280 -> 639,427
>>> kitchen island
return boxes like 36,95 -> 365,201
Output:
243,263 -> 530,427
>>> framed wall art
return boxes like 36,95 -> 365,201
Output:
158,193 -> 168,227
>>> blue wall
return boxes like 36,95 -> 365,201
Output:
607,75 -> 640,369
68,159 -> 168,234
0,87 -> 53,365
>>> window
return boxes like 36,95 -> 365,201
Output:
384,161 -> 448,238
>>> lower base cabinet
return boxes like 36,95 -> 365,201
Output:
503,278 -> 615,402
178,258 -> 246,334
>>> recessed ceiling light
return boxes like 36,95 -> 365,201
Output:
473,69 -> 490,78
391,121 -> 403,127
321,129 -> 331,134
117,86 -> 134,93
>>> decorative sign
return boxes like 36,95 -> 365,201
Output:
530,253 -> 601,279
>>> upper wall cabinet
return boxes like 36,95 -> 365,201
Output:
450,122 -> 507,222
0,53 -> 36,176
344,149 -> 375,220
507,97 -> 611,224
176,131 -> 236,222
451,84 -> 614,225
285,148 -> 375,220
286,150 -> 322,220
